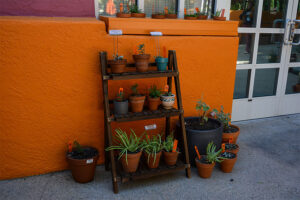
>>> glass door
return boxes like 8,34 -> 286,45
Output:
231,0 -> 300,121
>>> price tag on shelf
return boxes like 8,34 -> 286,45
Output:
150,32 -> 163,36
109,30 -> 123,36
144,124 -> 157,130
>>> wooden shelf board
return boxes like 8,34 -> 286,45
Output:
105,70 -> 178,80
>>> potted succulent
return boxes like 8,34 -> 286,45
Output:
220,151 -> 237,173
165,7 -> 177,19
108,55 -> 127,74
130,5 -> 146,18
163,133 -> 179,166
195,142 -> 223,178
195,7 -> 208,20
148,85 -> 161,111
116,2 -> 131,18
160,85 -> 175,109
106,128 -> 144,173
213,9 -> 226,21
66,141 -> 99,183
155,46 -> 168,71
213,106 -> 240,144
184,8 -> 197,20
133,44 -> 150,72
129,83 -> 145,113
143,134 -> 163,169
114,88 -> 128,115
293,72 -> 300,92
225,143 -> 239,155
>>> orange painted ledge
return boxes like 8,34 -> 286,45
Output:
100,16 -> 238,36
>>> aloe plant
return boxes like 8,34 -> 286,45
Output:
205,142 -> 224,164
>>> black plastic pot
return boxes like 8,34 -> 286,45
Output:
176,117 -> 223,166
114,100 -> 128,115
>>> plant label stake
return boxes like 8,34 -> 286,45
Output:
109,30 -> 123,59
194,145 -> 201,160
150,32 -> 163,58
221,9 -> 225,18
144,124 -> 157,130
222,143 -> 225,153
172,140 -> 178,152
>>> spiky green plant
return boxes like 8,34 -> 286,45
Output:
214,9 -> 222,17
163,132 -> 177,152
205,142 -> 224,164
142,134 -> 163,165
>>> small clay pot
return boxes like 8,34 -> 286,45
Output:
197,15 -> 208,20
160,94 -> 175,109
225,143 -> 239,155
222,124 -> 240,144
108,59 -> 127,74
148,97 -> 161,111
129,95 -> 145,113
116,13 -> 131,18
152,14 -> 166,19
144,151 -> 162,169
195,157 -> 215,178
120,151 -> 142,173
165,14 -> 177,19
114,99 -> 128,115
213,16 -> 226,21
163,151 -> 179,166
131,13 -> 146,18
293,84 -> 300,92
184,16 -> 197,20
220,152 -> 237,173
133,54 -> 150,72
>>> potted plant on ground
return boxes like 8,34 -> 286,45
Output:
114,88 -> 128,115
116,2 -> 131,18
225,143 -> 239,155
160,85 -> 175,109
195,142 -> 223,178
143,134 -> 163,169
184,8 -> 197,20
213,106 -> 240,144
66,141 -> 99,183
163,133 -> 179,166
129,83 -> 145,113
148,85 -> 161,111
133,44 -> 150,72
106,128 -> 144,173
293,72 -> 300,92
220,151 -> 237,173
213,9 -> 226,21
130,5 -> 146,18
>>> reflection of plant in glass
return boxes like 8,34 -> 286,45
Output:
130,5 -> 142,13
214,9 -> 222,17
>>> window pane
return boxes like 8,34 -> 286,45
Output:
145,0 -> 178,17
257,33 -> 283,64
237,33 -> 254,64
184,0 -> 212,15
230,0 -> 258,27
261,0 -> 288,28
290,35 -> 300,62
234,69 -> 251,99
285,67 -> 300,94
253,68 -> 279,97
99,0 -> 135,16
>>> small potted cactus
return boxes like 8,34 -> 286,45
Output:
133,44 -> 150,72
114,88 -> 128,115
225,143 -> 239,155
130,5 -> 146,18
108,55 -> 127,74
163,133 -> 179,166
143,134 -> 163,169
148,85 -> 161,111
160,85 -> 175,109
129,83 -> 145,113
220,151 -> 237,173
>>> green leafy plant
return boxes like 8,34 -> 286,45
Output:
185,14 -> 197,17
196,97 -> 210,126
149,85 -> 161,98
205,142 -> 224,164
130,5 -> 142,13
213,106 -> 231,130
105,128 -> 144,164
163,132 -> 178,152
131,83 -> 140,96
73,141 -> 83,153
137,44 -> 145,54
142,134 -> 163,164
116,88 -> 125,102
214,9 -> 222,17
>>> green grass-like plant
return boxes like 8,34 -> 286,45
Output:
143,134 -> 163,165
149,85 -> 161,98
163,132 -> 178,152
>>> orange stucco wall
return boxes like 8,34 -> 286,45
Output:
0,16 -> 238,180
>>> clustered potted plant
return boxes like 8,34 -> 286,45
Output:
220,151 -> 237,173
148,85 -> 161,111
66,141 -> 99,183
225,142 -> 239,155
133,44 -> 150,72
129,83 -> 146,113
114,88 -> 128,115
160,85 -> 175,109
163,133 -> 179,166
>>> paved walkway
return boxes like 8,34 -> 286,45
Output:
1,114 -> 300,200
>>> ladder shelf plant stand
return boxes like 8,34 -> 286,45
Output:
99,50 -> 191,194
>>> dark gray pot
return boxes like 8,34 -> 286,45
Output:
114,100 -> 128,115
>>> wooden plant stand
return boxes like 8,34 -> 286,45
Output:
99,50 -> 191,193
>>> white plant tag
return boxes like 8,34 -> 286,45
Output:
145,124 -> 157,130
86,159 -> 94,164
109,30 -> 123,36
150,32 -> 163,36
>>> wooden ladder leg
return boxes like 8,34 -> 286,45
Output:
165,51 -> 174,137
170,50 -> 191,178
104,121 -> 110,171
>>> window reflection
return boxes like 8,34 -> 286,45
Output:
286,67 -> 300,94
234,69 -> 251,99
261,0 -> 288,28
253,68 -> 279,97
230,0 -> 257,27
237,33 -> 254,64
99,0 -> 136,16
257,33 -> 283,64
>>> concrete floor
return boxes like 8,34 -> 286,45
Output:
1,114 -> 300,200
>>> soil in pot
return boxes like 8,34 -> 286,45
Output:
160,94 -> 175,109
130,94 -> 145,112
220,152 -> 237,173
155,57 -> 168,71
114,99 -> 128,115
152,14 -> 166,19
225,143 -> 239,155
148,97 -> 161,111
132,54 -> 150,72
195,156 -> 215,178
120,151 -> 142,173
213,16 -> 226,21
131,13 -> 146,18
144,151 -> 162,169
163,151 -> 179,166
116,12 -> 131,18
165,14 -> 177,19
222,124 -> 240,144
108,59 -> 127,74
66,147 -> 99,183
197,15 -> 208,20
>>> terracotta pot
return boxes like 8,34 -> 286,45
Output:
131,13 -> 146,18
184,16 -> 197,20
132,54 -> 150,72
108,59 -> 127,74
197,15 -> 208,20
163,151 -> 179,166
148,97 -> 161,111
129,95 -> 145,112
160,94 -> 175,109
120,151 -> 142,173
225,143 -> 239,155
116,13 -> 131,18
220,153 -> 237,173
213,16 -> 226,21
293,84 -> 300,92
165,14 -> 177,19
195,158 -> 215,178
222,124 -> 240,144
144,151 -> 162,169
152,14 -> 166,19
66,148 -> 99,183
